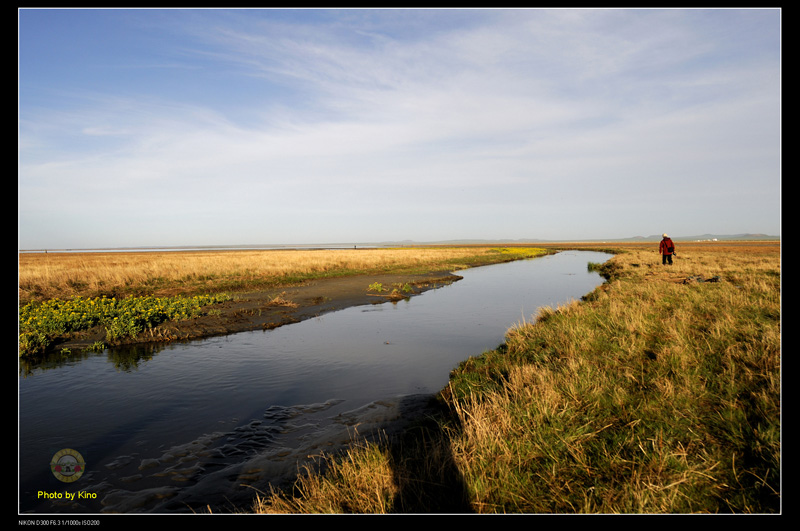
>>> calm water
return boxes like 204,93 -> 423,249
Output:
19,251 -> 611,513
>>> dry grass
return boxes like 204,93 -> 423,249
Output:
445,242 -> 781,513
252,437 -> 398,514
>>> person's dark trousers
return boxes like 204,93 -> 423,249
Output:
662,254 -> 673,265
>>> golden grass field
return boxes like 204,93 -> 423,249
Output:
22,242 -> 775,305
18,246 -> 546,304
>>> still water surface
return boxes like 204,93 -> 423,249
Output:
19,251 -> 611,513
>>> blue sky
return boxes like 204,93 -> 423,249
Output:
18,8 -> 781,249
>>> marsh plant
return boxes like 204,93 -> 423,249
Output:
368,282 -> 385,293
19,293 -> 230,357
266,292 -> 299,308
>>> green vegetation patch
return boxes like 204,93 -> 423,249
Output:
19,293 -> 230,357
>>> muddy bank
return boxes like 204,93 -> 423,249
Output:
55,271 -> 463,353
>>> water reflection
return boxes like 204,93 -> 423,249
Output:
19,343 -> 163,378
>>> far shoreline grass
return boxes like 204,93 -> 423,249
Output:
18,245 -> 553,305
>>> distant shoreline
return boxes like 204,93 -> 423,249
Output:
18,244 -> 378,254
16,234 -> 781,254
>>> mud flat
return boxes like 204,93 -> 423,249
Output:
53,271 -> 463,353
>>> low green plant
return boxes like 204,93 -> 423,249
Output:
18,293 -> 230,357
368,282 -> 384,293
87,341 -> 106,352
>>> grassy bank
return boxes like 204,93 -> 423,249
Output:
251,242 -> 780,513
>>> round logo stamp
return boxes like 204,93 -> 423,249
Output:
50,448 -> 86,483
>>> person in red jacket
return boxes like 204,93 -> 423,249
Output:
659,233 -> 675,265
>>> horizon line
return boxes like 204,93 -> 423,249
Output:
17,233 -> 781,253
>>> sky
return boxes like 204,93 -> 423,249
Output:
18,8 -> 781,249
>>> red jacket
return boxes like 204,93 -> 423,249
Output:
659,238 -> 675,255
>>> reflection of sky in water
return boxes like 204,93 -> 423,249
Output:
19,251 -> 610,512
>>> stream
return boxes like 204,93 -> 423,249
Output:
18,250 -> 611,513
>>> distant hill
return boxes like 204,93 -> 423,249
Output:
619,234 -> 779,242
